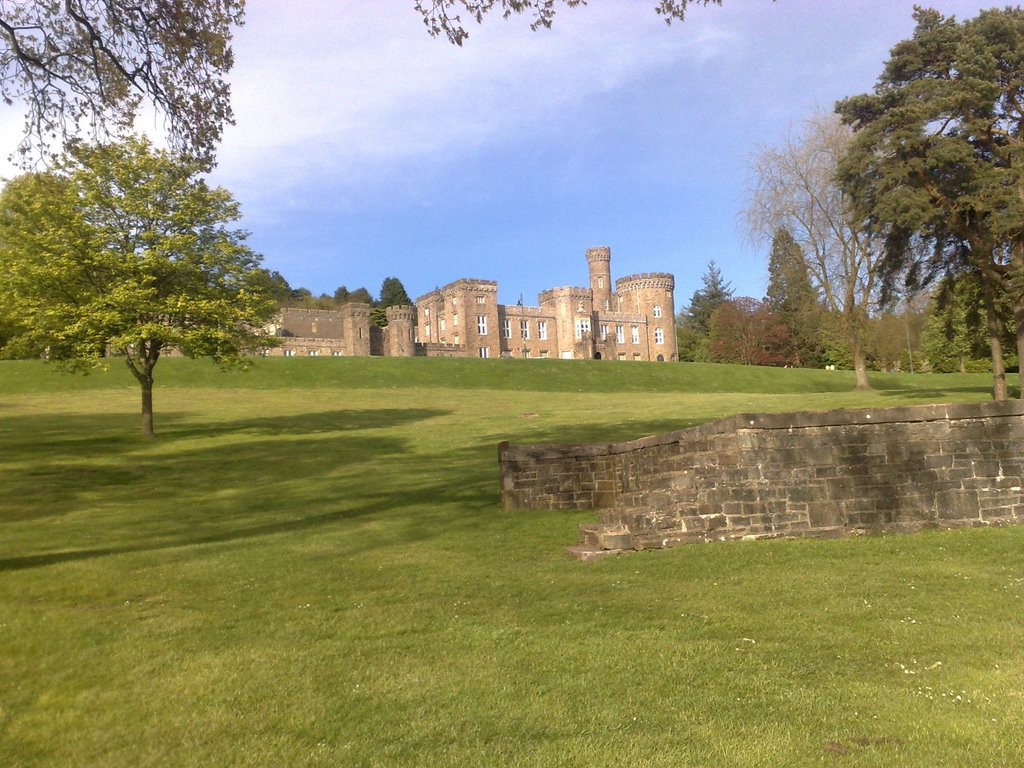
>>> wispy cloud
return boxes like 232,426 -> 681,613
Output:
211,1 -> 743,217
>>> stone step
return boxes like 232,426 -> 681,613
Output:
576,521 -> 634,551
566,545 -> 624,562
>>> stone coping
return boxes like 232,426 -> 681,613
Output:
499,400 -> 1024,459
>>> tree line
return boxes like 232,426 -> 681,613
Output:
675,7 -> 1024,400
270,275 -> 415,328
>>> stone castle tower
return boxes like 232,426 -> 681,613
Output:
615,272 -> 676,360
384,304 -> 417,357
587,246 -> 613,313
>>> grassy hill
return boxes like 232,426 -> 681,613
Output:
1,358 -> 1021,767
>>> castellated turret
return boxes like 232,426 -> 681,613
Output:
385,304 -> 417,357
341,302 -> 372,357
586,246 -> 613,312
615,273 -> 677,361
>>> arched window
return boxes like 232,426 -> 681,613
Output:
654,327 -> 664,345
653,305 -> 662,318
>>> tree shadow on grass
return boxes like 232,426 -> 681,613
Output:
0,407 -> 497,571
0,409 -> 453,471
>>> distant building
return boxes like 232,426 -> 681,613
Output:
265,246 -> 676,361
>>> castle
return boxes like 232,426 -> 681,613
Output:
265,247 -> 677,362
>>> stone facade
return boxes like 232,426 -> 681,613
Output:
263,303 -> 415,358
416,246 -> 676,361
497,401 -> 1024,558
265,247 -> 677,360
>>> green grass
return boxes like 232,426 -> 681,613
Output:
1,358 -> 1022,767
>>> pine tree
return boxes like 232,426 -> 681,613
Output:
765,228 -> 824,366
675,261 -> 733,362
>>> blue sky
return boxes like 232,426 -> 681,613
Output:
0,1 -> 1003,308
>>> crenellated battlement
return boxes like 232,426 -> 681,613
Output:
616,273 -> 675,290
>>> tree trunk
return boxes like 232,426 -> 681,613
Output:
980,282 -> 1008,400
852,345 -> 870,390
1015,300 -> 1024,399
124,346 -> 159,438
847,322 -> 870,389
140,375 -> 155,438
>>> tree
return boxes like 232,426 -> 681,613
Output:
417,0 -> 726,46
764,227 -> 824,366
919,272 -> 1016,373
333,285 -> 351,304
348,287 -> 375,305
675,261 -> 733,362
258,269 -> 293,305
373,276 -> 414,327
0,136 -> 277,438
0,1 -> 244,167
836,7 -> 1024,399
745,111 -> 881,389
708,297 -> 788,366
379,276 -> 413,308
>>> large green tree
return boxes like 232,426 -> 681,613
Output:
919,271 -> 1016,373
0,136 -> 277,438
0,1 -> 243,167
837,6 -> 1024,399
416,0 -> 726,45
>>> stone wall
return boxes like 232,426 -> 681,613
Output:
497,401 -> 1024,555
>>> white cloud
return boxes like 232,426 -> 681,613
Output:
211,1 -> 743,216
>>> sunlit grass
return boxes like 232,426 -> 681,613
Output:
0,358 -> 1021,767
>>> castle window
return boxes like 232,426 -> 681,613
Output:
539,350 -> 549,359
476,296 -> 485,304
309,350 -> 318,356
600,323 -> 609,340
283,349 -> 294,357
617,352 -> 626,361
424,325 -> 431,340
520,320 -> 529,339
537,321 -> 547,340
604,299 -> 609,310
502,319 -> 511,338
653,305 -> 662,318
477,315 -> 488,335
453,313 -> 458,326
424,308 -> 430,318
633,353 -> 641,361
597,276 -> 604,289
655,328 -> 664,345
615,325 -> 625,343
631,326 -> 640,344
479,347 -> 489,358
574,318 -> 591,339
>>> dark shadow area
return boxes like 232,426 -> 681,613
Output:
160,408 -> 451,439
1,405 -> 496,570
0,458 -> 489,572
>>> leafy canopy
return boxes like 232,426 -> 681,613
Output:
416,0 -> 725,46
0,1 -> 244,167
0,135 -> 276,435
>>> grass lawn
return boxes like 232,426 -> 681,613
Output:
0,357 -> 1021,767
